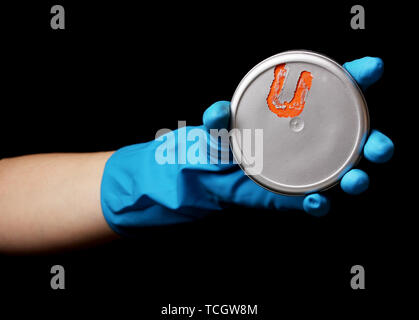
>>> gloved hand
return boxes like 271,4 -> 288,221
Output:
101,56 -> 394,237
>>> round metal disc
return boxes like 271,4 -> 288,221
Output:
230,50 -> 369,195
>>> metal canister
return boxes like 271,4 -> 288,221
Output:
230,50 -> 369,195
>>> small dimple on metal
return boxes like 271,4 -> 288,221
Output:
289,117 -> 304,132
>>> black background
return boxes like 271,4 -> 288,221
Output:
0,1 -> 414,317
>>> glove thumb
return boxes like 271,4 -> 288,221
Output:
203,101 -> 231,130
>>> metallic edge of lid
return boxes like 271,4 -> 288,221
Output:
229,50 -> 370,195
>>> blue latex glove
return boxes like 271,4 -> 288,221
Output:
101,56 -> 394,237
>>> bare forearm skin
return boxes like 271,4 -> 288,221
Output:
0,152 -> 119,254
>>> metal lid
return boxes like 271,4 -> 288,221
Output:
230,50 -> 369,195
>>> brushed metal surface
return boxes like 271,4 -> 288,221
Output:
230,50 -> 369,195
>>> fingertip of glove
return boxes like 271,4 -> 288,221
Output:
364,130 -> 394,163
203,101 -> 231,130
344,57 -> 384,89
303,194 -> 330,217
340,169 -> 370,195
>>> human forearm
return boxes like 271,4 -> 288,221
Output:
0,152 -> 118,253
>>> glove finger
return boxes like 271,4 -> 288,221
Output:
227,174 -> 330,216
225,173 -> 303,209
302,193 -> 331,217
340,169 -> 370,195
203,101 -> 231,130
343,57 -> 384,90
364,129 -> 394,163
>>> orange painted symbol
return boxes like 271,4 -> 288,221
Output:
266,64 -> 313,118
